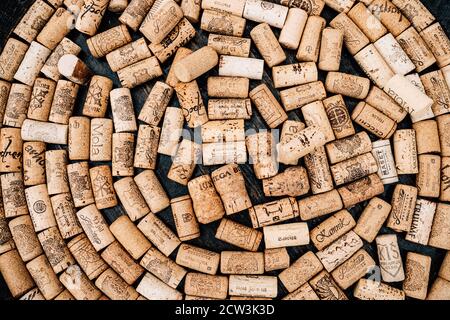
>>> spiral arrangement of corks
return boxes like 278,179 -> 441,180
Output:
0,0 -> 450,301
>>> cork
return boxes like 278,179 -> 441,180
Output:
202,140 -> 247,165
68,117 -> 90,160
176,244 -> 220,275
140,247 -> 187,288
280,81 -> 326,112
352,102 -> 397,139
427,277 -> 450,300
393,129 -> 418,174
325,72 -> 370,99
3,83 -> 32,128
90,118 -> 113,162
1,172 -> 28,218
201,120 -> 244,144
439,251 -> 450,281
41,38 -> 81,81
179,0 -> 200,23
329,13 -> 370,55
21,120 -> 68,145
304,147 -> 333,194
175,80 -> 208,128
202,0 -> 246,16
114,177 -> 150,222
50,193 -> 83,239
119,0 -> 154,31
77,204 -> 115,252
82,76 -> 113,118
420,70 -> 450,117
413,121 -> 440,155
207,34 -> 251,58
138,82 -> 173,126
67,233 -> 108,280
354,197 -> 391,243
149,18 -> 196,63
249,84 -> 288,128
48,80 -> 80,125
282,283 -> 319,301
0,216 -> 11,251
67,162 -> 94,208
0,80 -> 10,124
207,99 -> 251,121
278,251 -> 323,292
310,210 -> 356,250
101,241 -> 144,285
184,273 -> 228,299
229,275 -> 277,298
316,231 -> 363,272
87,25 -> 131,59
174,46 -> 218,83
75,0 -> 109,36
36,8 -> 73,50
110,88 -> 137,132
0,250 -> 35,298
28,78 -> 56,122
216,218 -> 262,251
164,49 -> 191,89
368,0 -> 410,37
441,157 -> 450,202
376,234 -> 405,282
170,196 -> 200,241
396,27 -> 436,73
243,0 -> 288,28
112,133 -> 134,177
218,55 -> 264,80
249,197 -> 299,229
279,8 -> 307,50
26,255 -> 64,299
9,215 -> 43,262
168,139 -> 201,185
117,56 -> 163,89
137,213 -> 180,256
38,226 -> 75,274
19,288 -> 45,301
354,278 -> 405,300
365,86 -> 407,123
438,115 -> 450,156
421,23 -> 450,67
443,65 -> 450,89
298,189 -> 343,221
24,184 -> 56,232
416,155 -> 441,198
106,38 -> 152,73
264,248 -> 289,272
108,0 -> 128,12
45,149 -> 69,195
393,0 -> 435,31
302,101 -> 335,143
0,39 -> 28,82
59,265 -> 102,300
428,203 -> 450,250
310,270 -> 348,300
250,23 -> 286,68
347,2 -> 387,42
354,45 -> 394,89
273,63 -> 318,89
136,272 -> 183,300
157,107 -> 184,156
134,170 -> 170,213
0,128 -> 22,173
264,222 -> 309,249
318,28 -> 344,71
296,16 -> 325,62
262,166 -> 310,197
384,74 -> 434,123
89,165 -> 118,209
279,0 -> 325,15
322,95 -> 355,140
57,54 -> 92,86
95,268 -> 139,300
405,199 -> 436,245
338,174 -> 384,208
13,0 -> 54,43
386,184 -> 418,233
220,251 -> 264,274
331,249 -> 376,290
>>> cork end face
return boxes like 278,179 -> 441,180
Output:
58,54 -> 92,85
173,62 -> 192,83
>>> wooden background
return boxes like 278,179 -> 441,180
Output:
1,0 -> 450,300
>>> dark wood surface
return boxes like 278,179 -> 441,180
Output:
1,0 -> 450,300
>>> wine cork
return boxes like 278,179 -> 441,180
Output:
36,8 -> 73,51
373,33 -> 415,75
25,184 -> 57,232
13,0 -> 54,43
329,13 -> 370,55
439,251 -> 450,282
420,70 -> 450,117
75,0 -> 109,36
207,99 -> 252,120
137,213 -> 180,256
175,80 -> 208,128
365,86 -> 407,123
114,177 -> 150,222
41,38 -> 81,81
168,139 -> 201,185
354,278 -> 405,300
218,55 -> 264,80
405,199 -> 436,245
136,272 -> 183,300
438,115 -> 450,156
138,83 -> 173,127
263,222 -> 309,249
352,102 -> 397,139
149,18 -> 196,63
202,140 -> 247,165
280,81 -> 326,111
0,128 -> 23,173
428,203 -> 450,250
354,45 -> 394,89
296,16 -> 325,62
37,226 -> 75,274
117,56 -> 163,89
89,165 -> 118,209
310,210 -> 356,250
338,174 -> 384,208
201,120 -> 245,144
384,74 -> 434,123
298,189 -> 343,221
68,117 -> 90,160
417,155 -> 441,198
60,265 -> 102,300
249,84 -> 288,128
331,249 -> 376,290
413,120 -> 441,155
48,80 -> 80,125
187,174 -> 225,224
243,0 -> 288,28
427,277 -> 450,300
0,80 -> 10,124
106,38 -> 152,73
134,170 -> 170,213
170,196 -> 200,241
82,76 -> 113,118
166,48 -> 192,88
157,107 -> 184,156
174,46 -> 218,83
326,132 -> 372,165
112,133 -> 134,177
3,83 -> 32,128
9,215 -> 43,262
391,0 -> 434,32
325,72 -> 370,99
310,270 -> 348,300
19,288 -> 45,301
51,193 -> 83,239
179,0 -> 200,23
322,95 -> 355,139
250,23 -> 286,68
110,88 -> 137,133
119,0 -> 154,31
202,0 -> 246,16
1,173 -> 27,218
67,162 -> 95,208
108,0 -> 128,12
57,54 -> 92,86
324,0 -> 355,13
264,248 -> 289,272
304,146 -> 333,194
220,251 -> 264,274
347,2 -> 387,42
272,62 -> 318,89
318,27 -> 344,71
396,27 -> 436,73
302,101 -> 335,143
368,0 -> 410,37
27,78 -> 56,122
282,283 -> 320,301
279,251 -> 323,293
0,39 -> 28,82
0,250 -> 35,298
229,275 -> 277,298
0,216 -> 12,251
376,234 -> 405,282
110,215 -> 151,260
45,149 -> 69,195
67,233 -> 108,280
277,121 -> 305,145
262,166 -> 310,197
441,157 -> 450,202
393,129 -> 418,174
387,184 -> 418,232
95,268 -> 139,300
354,197 -> 391,243
86,25 -> 131,59
26,255 -> 64,299
249,197 -> 299,228
90,118 -> 113,162
184,273 -> 228,299
176,244 -> 220,275
216,218 -> 262,251
279,8 -> 308,50
207,34 -> 251,58
371,139 -> 399,184
279,0 -> 325,15
21,120 -> 68,145
207,77 -> 249,100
